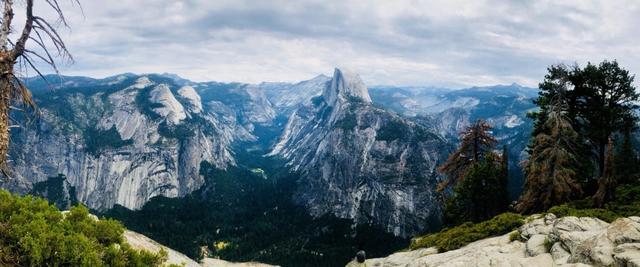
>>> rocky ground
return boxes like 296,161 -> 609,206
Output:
346,214 -> 640,266
123,230 -> 278,267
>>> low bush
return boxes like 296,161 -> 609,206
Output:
0,190 -> 168,266
547,184 -> 640,223
410,212 -> 524,252
508,231 -> 521,242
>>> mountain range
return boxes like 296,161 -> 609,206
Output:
2,68 -> 539,265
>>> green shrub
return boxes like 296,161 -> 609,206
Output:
543,237 -> 554,252
547,204 -> 620,223
0,190 -> 167,266
410,212 -> 524,252
334,112 -> 358,131
546,184 -> 640,223
508,231 -> 521,242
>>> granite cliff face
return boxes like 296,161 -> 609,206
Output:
270,68 -> 449,237
5,74 -> 255,211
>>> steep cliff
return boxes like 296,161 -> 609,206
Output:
270,68 -> 449,237
5,74 -> 254,211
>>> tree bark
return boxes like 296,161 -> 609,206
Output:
0,66 -> 11,170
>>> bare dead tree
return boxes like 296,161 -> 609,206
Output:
0,0 -> 78,176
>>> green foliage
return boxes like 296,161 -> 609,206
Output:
376,119 -> 409,141
547,204 -> 619,223
30,174 -> 79,210
0,190 -> 167,266
346,95 -> 365,103
410,213 -> 524,252
543,237 -> 553,252
84,126 -> 133,156
508,231 -> 521,242
531,61 -> 639,180
157,121 -> 195,139
444,154 -> 509,225
334,112 -> 358,131
547,184 -> 640,223
437,120 -> 497,191
516,100 -> 583,213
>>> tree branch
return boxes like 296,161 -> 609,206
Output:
12,0 -> 33,59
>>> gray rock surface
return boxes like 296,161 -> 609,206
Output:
271,68 -> 450,237
124,230 -> 277,267
350,214 -> 640,267
5,75 -> 251,211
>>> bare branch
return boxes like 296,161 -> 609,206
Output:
12,0 -> 33,59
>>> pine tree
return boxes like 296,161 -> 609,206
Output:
529,61 -> 639,190
593,138 -> 617,207
575,61 -> 639,177
443,153 -> 508,225
437,119 -> 497,191
515,99 -> 583,213
439,122 -> 508,225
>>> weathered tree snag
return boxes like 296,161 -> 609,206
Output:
0,0 -> 77,177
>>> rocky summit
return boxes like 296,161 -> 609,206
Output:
270,68 -> 449,237
347,214 -> 640,267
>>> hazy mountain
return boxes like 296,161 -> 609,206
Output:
370,83 -> 539,197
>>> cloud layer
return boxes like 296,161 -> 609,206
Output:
18,0 -> 640,88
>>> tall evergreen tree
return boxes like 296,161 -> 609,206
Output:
516,98 -> 583,213
528,64 -> 594,187
437,119 -> 497,191
443,153 -> 508,225
529,61 -> 639,192
439,122 -> 508,225
575,61 -> 639,177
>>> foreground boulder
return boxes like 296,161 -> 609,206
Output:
347,214 -> 640,267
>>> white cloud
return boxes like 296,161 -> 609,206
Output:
14,0 -> 640,88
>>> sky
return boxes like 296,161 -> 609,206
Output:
13,0 -> 640,88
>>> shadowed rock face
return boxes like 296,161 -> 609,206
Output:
271,68 -> 450,237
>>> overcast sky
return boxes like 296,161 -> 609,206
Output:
16,0 -> 640,88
